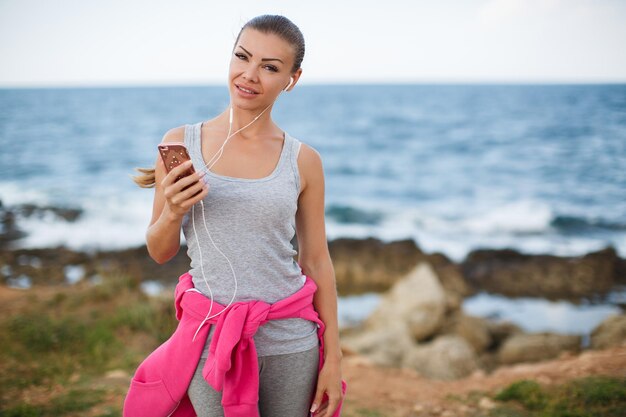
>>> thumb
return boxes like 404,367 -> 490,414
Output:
310,387 -> 325,413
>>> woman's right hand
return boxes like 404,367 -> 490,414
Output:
161,160 -> 209,219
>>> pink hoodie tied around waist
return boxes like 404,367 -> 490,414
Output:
123,271 -> 347,417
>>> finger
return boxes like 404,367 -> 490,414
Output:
170,169 -> 203,192
180,183 -> 209,207
163,161 -> 195,186
310,388 -> 325,414
313,402 -> 329,416
325,397 -> 340,417
178,176 -> 207,200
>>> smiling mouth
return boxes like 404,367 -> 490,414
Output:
236,84 -> 259,94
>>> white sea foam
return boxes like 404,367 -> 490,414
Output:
0,182 -> 51,206
9,191 -> 152,250
3,182 -> 623,264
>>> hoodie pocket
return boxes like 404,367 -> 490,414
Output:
124,378 -> 178,417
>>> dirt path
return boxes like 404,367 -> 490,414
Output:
339,345 -> 626,417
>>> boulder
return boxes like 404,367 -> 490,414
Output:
365,262 -> 447,342
590,314 -> 626,349
497,332 -> 581,364
440,312 -> 492,354
340,321 -> 415,367
484,319 -> 524,349
402,335 -> 479,380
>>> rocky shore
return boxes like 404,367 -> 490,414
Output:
340,261 -> 626,380
2,198 -> 626,381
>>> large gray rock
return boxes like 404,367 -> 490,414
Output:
497,332 -> 581,364
365,262 -> 447,342
590,314 -> 626,349
402,335 -> 479,380
340,321 -> 414,367
485,320 -> 524,349
441,312 -> 492,354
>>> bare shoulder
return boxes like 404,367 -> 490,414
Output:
161,125 -> 186,143
297,142 -> 324,192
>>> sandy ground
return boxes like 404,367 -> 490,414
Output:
338,345 -> 626,417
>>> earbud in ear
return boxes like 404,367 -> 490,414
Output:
283,77 -> 294,91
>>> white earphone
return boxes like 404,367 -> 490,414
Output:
188,75 -> 294,342
283,76 -> 294,91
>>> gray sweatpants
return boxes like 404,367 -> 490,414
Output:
187,345 -> 320,417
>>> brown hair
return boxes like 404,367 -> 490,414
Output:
131,14 -> 305,188
234,14 -> 305,73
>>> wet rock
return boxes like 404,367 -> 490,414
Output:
327,237 -> 426,294
0,245 -> 190,287
15,203 -> 82,222
590,313 -> 626,349
497,332 -> 581,364
461,246 -> 621,300
0,199 -> 82,249
326,237 -> 472,298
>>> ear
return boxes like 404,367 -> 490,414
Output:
283,77 -> 294,91
284,68 -> 303,91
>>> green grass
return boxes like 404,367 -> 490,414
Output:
495,380 -> 547,410
0,271 -> 176,416
491,376 -> 626,417
0,388 -> 106,417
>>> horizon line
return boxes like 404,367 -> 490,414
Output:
2,79 -> 626,89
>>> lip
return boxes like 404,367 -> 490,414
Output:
234,83 -> 260,97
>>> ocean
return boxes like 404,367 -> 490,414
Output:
1,84 -> 625,262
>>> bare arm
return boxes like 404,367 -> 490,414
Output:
296,143 -> 344,416
146,127 -> 209,264
296,144 -> 342,361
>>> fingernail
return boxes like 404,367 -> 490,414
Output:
310,404 -> 317,413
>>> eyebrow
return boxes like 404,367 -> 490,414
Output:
237,45 -> 284,64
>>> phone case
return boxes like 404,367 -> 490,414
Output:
157,143 -> 196,182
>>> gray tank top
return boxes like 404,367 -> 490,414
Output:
181,121 -> 319,357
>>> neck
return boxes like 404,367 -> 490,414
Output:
227,102 -> 275,139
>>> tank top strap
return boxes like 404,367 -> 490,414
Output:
183,122 -> 205,174
286,132 -> 303,193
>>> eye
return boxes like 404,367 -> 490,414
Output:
264,65 -> 278,72
235,52 -> 247,60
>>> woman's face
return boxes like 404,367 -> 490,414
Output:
228,28 -> 298,110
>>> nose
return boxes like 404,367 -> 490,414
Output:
242,63 -> 259,83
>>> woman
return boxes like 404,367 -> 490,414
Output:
130,14 -> 345,417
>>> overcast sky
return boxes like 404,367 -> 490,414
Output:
1,0 -> 625,87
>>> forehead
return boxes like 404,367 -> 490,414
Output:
237,28 -> 294,61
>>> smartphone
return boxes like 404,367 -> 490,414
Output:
158,142 -> 195,177
157,142 -> 201,194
